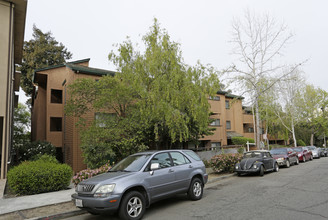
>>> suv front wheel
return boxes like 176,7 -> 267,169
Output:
119,191 -> 145,220
188,177 -> 203,200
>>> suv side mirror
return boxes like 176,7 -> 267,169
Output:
150,163 -> 160,171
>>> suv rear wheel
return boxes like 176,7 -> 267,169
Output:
119,191 -> 145,220
188,177 -> 203,200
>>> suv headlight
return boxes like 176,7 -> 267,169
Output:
94,184 -> 116,198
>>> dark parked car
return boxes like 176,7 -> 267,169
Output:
235,150 -> 279,176
72,150 -> 208,220
270,148 -> 299,168
323,148 -> 328,157
292,147 -> 313,162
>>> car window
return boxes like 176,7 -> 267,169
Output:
244,152 -> 262,158
170,152 -> 191,166
150,153 -> 172,169
183,151 -> 201,161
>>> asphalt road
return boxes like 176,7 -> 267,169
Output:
66,157 -> 328,220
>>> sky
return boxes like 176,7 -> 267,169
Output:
19,0 -> 328,104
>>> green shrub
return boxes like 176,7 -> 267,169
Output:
237,147 -> 245,154
297,139 -> 306,146
202,159 -> 211,168
7,157 -> 72,195
231,137 -> 255,146
16,140 -> 56,163
210,153 -> 243,173
72,162 -> 112,186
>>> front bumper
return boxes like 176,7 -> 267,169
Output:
235,167 -> 260,174
71,193 -> 121,213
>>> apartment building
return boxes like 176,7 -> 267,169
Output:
0,0 -> 27,179
32,59 -> 268,172
31,59 -> 115,172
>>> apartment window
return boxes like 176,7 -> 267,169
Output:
209,96 -> 220,101
95,112 -> 116,127
248,127 -> 254,133
226,121 -> 231,130
50,117 -> 62,131
51,89 -> 62,104
225,100 -> 230,109
210,119 -> 220,126
211,142 -> 221,151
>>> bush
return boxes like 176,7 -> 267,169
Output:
297,139 -> 306,146
237,147 -> 245,154
7,155 -> 72,195
72,162 -> 112,186
231,137 -> 255,146
16,140 -> 56,163
210,153 -> 243,173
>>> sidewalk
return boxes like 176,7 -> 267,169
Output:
0,173 -> 234,220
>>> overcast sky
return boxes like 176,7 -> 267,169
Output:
19,0 -> 328,103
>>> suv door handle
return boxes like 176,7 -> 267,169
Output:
189,165 -> 193,168
169,169 -> 174,173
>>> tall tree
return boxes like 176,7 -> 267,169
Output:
20,25 -> 72,100
66,19 -> 220,167
230,10 -> 302,148
12,103 -> 31,164
274,68 -> 305,147
298,85 -> 328,146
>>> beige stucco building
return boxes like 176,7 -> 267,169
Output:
196,91 -> 256,150
0,0 -> 27,179
31,59 -> 115,172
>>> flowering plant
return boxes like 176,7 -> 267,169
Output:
72,162 -> 112,186
210,153 -> 243,173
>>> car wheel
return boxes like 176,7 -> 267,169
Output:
295,158 -> 299,165
119,191 -> 145,220
302,156 -> 306,162
237,172 -> 241,176
259,165 -> 264,176
285,159 -> 290,168
188,177 -> 203,200
274,163 -> 279,172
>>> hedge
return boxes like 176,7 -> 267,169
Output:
231,137 -> 255,146
210,153 -> 243,173
7,155 -> 72,195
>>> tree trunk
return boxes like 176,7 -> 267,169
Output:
255,100 -> 261,149
310,133 -> 314,146
291,119 -> 297,147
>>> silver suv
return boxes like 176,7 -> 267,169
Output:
71,150 -> 208,220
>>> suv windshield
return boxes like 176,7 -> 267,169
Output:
270,149 -> 287,155
110,154 -> 151,172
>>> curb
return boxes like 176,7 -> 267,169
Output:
207,173 -> 235,184
28,210 -> 86,220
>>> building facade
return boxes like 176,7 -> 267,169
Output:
31,59 -> 115,172
0,0 -> 27,179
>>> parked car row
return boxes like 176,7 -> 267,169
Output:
235,146 -> 326,177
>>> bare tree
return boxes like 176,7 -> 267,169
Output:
274,68 -> 305,147
230,10 -> 303,148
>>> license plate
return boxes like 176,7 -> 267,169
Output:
75,199 -> 83,207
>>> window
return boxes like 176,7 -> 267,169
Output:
51,89 -> 62,104
225,100 -> 230,109
150,153 -> 172,169
209,96 -> 220,101
184,151 -> 201,161
95,112 -> 116,127
50,117 -> 62,131
226,121 -> 231,130
170,152 -> 190,165
248,127 -> 254,133
211,142 -> 221,151
210,119 -> 220,126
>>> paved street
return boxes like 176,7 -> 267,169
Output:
66,157 -> 328,220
